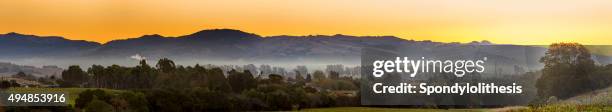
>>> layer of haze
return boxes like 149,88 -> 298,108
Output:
1,0 -> 612,45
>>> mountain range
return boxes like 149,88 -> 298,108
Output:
1,29 -> 610,73
0,29 -> 424,67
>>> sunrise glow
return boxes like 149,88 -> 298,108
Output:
1,0 -> 612,44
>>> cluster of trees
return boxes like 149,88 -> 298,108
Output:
75,89 -> 148,112
0,71 -> 57,88
12,71 -> 36,81
536,43 -> 612,100
54,58 -> 359,111
0,80 -> 20,89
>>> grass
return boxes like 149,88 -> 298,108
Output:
513,86 -> 612,112
3,86 -> 612,111
516,104 -> 612,112
299,107 -> 489,112
4,87 -> 123,106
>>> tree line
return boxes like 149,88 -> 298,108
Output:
50,58 -> 359,111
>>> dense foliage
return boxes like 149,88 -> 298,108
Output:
56,58 -> 359,111
536,43 -> 612,100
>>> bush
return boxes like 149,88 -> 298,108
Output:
85,98 -> 114,112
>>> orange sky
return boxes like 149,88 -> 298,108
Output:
1,0 -> 612,44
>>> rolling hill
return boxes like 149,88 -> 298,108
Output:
2,29 -> 609,73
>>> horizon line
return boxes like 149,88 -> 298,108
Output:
1,29 -> 499,45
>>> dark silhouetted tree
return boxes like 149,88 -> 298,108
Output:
536,43 -> 595,99
268,74 -> 284,84
306,74 -> 312,83
329,71 -> 340,80
156,58 -> 176,73
207,68 -> 232,92
313,70 -> 325,81
14,71 -> 26,78
88,65 -> 105,87
61,65 -> 89,87
228,70 -> 257,93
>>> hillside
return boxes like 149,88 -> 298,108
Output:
4,29 -> 611,73
560,86 -> 612,105
0,62 -> 62,77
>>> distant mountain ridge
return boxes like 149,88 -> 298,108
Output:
0,32 -> 100,58
3,29 -> 612,77
0,29 -> 555,73
1,29 -> 435,60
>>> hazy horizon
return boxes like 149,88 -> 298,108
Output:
2,0 -> 612,45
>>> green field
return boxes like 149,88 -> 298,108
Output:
300,107 -> 491,112
5,86 -> 612,111
5,87 -> 123,106
519,104 -> 612,112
